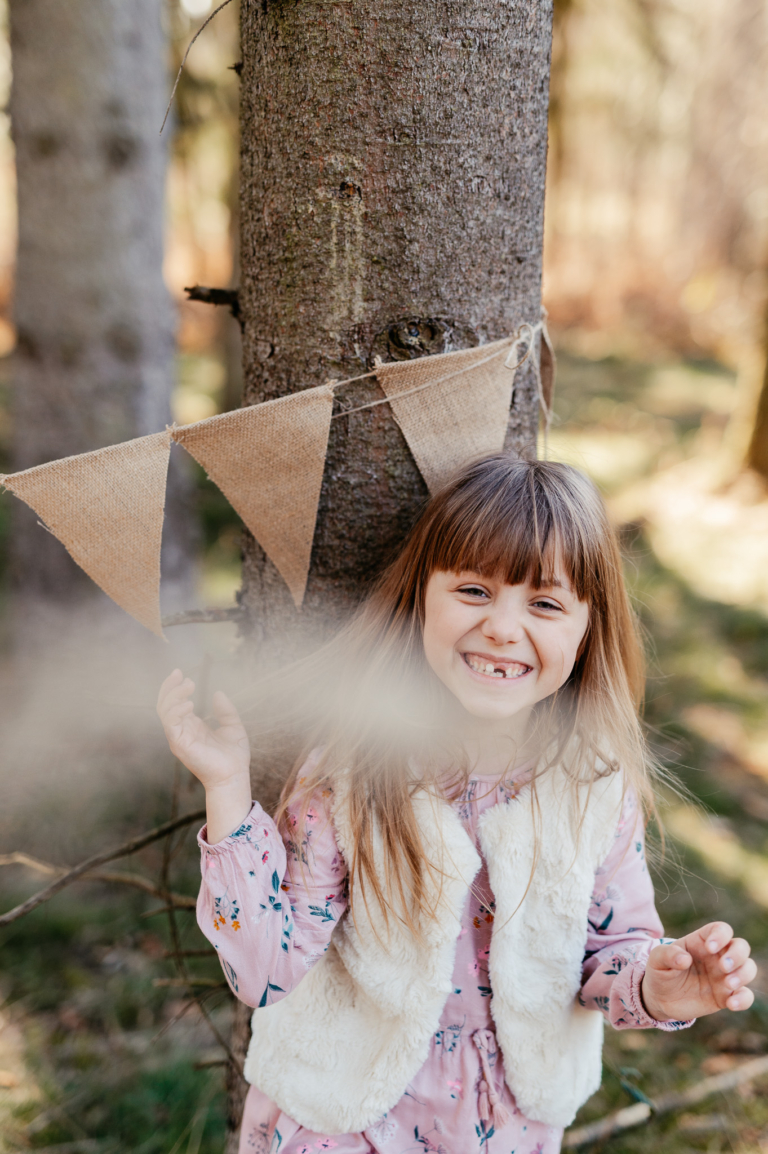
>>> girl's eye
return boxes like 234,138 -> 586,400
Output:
532,599 -> 561,611
457,585 -> 489,598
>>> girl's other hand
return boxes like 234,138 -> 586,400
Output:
156,669 -> 251,790
641,922 -> 757,1022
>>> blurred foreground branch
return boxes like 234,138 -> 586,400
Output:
0,852 -> 197,908
0,808 -> 205,927
564,1054 -> 768,1148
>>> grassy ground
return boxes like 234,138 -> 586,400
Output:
1,348 -> 768,1151
0,813 -> 230,1154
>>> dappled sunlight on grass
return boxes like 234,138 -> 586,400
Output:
663,804 -> 768,908
632,462 -> 768,615
683,705 -> 768,784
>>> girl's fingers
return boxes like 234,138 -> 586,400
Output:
166,700 -> 195,725
158,677 -> 196,717
720,938 -> 751,974
212,690 -> 242,728
722,958 -> 757,993
727,987 -> 755,1012
685,922 -> 735,960
649,942 -> 693,972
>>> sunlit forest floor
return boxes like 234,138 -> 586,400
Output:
1,349 -> 768,1152
549,353 -> 768,1153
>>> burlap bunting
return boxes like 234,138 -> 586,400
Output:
374,338 -> 516,493
0,330 -> 551,635
173,385 -> 334,608
1,431 -> 171,636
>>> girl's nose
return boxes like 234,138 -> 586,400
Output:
481,605 -> 526,645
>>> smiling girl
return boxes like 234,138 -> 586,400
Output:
157,456 -> 757,1154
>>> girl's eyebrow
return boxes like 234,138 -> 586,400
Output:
537,577 -> 572,593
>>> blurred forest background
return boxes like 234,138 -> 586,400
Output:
0,0 -> 768,1153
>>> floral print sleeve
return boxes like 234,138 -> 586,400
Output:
580,790 -> 694,1032
196,781 -> 347,1009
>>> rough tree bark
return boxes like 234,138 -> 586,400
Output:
8,0 -> 193,615
228,0 -> 553,1145
238,0 -> 553,638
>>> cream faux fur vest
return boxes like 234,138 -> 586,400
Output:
243,767 -> 624,1135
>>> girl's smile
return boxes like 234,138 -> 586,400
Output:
422,568 -> 590,727
462,652 -> 531,679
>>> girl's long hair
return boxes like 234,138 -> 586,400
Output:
271,455 -> 654,937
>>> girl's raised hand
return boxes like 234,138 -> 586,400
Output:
641,922 -> 757,1023
156,669 -> 251,790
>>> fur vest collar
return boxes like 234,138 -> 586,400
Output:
244,767 -> 624,1134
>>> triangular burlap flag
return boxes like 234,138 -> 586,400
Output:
1,431 -> 171,636
375,338 -> 516,493
173,386 -> 334,607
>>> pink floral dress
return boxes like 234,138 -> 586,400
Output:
197,771 -> 689,1154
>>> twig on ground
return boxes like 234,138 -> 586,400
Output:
0,809 -> 205,928
563,1054 -> 768,1148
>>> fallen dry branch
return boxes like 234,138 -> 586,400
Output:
563,1054 -> 768,1148
0,853 -> 197,909
0,808 -> 205,928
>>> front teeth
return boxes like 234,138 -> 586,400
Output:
465,654 -> 527,679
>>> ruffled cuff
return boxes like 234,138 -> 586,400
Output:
197,800 -> 274,857
613,962 -> 695,1031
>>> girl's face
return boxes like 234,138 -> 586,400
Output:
422,568 -> 590,725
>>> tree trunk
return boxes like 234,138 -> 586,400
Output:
230,1 -> 553,1145
238,0 -> 553,638
8,0 -> 194,616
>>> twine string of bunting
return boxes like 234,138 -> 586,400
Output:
0,315 -> 554,633
324,318 -> 548,418
329,339 -> 515,418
